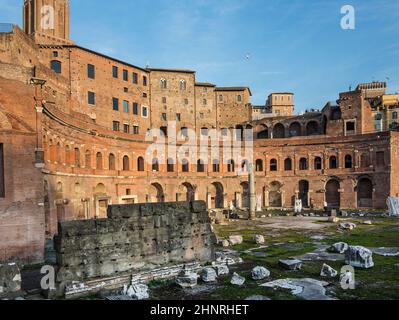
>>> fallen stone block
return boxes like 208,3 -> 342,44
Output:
230,273 -> 245,286
123,284 -> 149,300
369,247 -> 399,257
254,235 -> 265,245
279,259 -> 302,270
176,270 -> 198,288
329,242 -> 349,254
328,217 -> 340,223
345,246 -> 374,269
363,220 -> 373,225
200,268 -> 217,283
229,236 -> 243,246
222,240 -> 230,248
339,222 -> 357,230
320,264 -> 338,278
260,278 -> 335,300
251,266 -> 270,280
0,263 -> 22,298
214,265 -> 229,277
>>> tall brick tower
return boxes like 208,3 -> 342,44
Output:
23,0 -> 71,44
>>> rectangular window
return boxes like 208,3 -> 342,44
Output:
133,103 -> 139,115
162,97 -> 167,104
112,121 -> 120,131
142,106 -> 148,118
123,124 -> 130,133
123,69 -> 128,81
143,76 -> 147,86
53,51 -> 58,58
112,66 -> 118,78
88,91 -> 95,105
87,64 -> 95,79
133,125 -> 139,134
376,151 -> 385,166
132,72 -> 138,84
0,144 -> 4,198
112,97 -> 119,111
123,87 -> 128,93
161,113 -> 167,121
123,100 -> 129,113
176,113 -> 181,121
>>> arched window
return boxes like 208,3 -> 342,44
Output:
227,159 -> 235,173
314,157 -> 322,170
237,95 -> 242,102
213,159 -> 220,172
197,159 -> 205,173
182,159 -> 189,172
179,79 -> 186,91
241,160 -> 249,172
74,148 -> 80,167
167,158 -> 174,172
299,158 -> 308,170
85,150 -> 91,168
345,155 -> 353,169
152,158 -> 159,172
123,156 -> 130,171
270,159 -> 278,172
50,60 -> 62,74
109,153 -> 116,170
201,127 -> 209,136
56,143 -> 61,163
329,156 -> 338,169
96,152 -> 103,170
256,159 -> 263,172
65,146 -> 70,165
284,158 -> 292,171
393,112 -> 398,120
160,78 -> 167,89
137,157 -> 145,172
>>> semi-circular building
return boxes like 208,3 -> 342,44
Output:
1,1 -> 399,264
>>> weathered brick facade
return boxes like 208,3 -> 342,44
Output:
1,1 -> 399,264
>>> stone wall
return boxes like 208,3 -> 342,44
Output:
55,201 -> 215,285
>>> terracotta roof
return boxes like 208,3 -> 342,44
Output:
215,87 -> 252,96
195,82 -> 216,87
43,44 -> 149,72
146,67 -> 196,74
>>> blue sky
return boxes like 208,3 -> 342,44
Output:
1,0 -> 399,112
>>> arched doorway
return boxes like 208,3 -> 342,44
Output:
182,182 -> 195,202
289,122 -> 302,137
210,182 -> 224,209
326,179 -> 340,208
273,123 -> 285,139
357,178 -> 373,208
149,183 -> 165,203
257,125 -> 269,139
306,121 -> 319,135
269,181 -> 282,207
241,182 -> 249,208
299,180 -> 309,208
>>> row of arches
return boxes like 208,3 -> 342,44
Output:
253,155 -> 354,172
257,121 -> 320,139
144,177 -> 373,210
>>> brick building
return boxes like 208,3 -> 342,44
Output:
1,1 -> 399,264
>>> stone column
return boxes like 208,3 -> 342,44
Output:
249,164 -> 256,220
